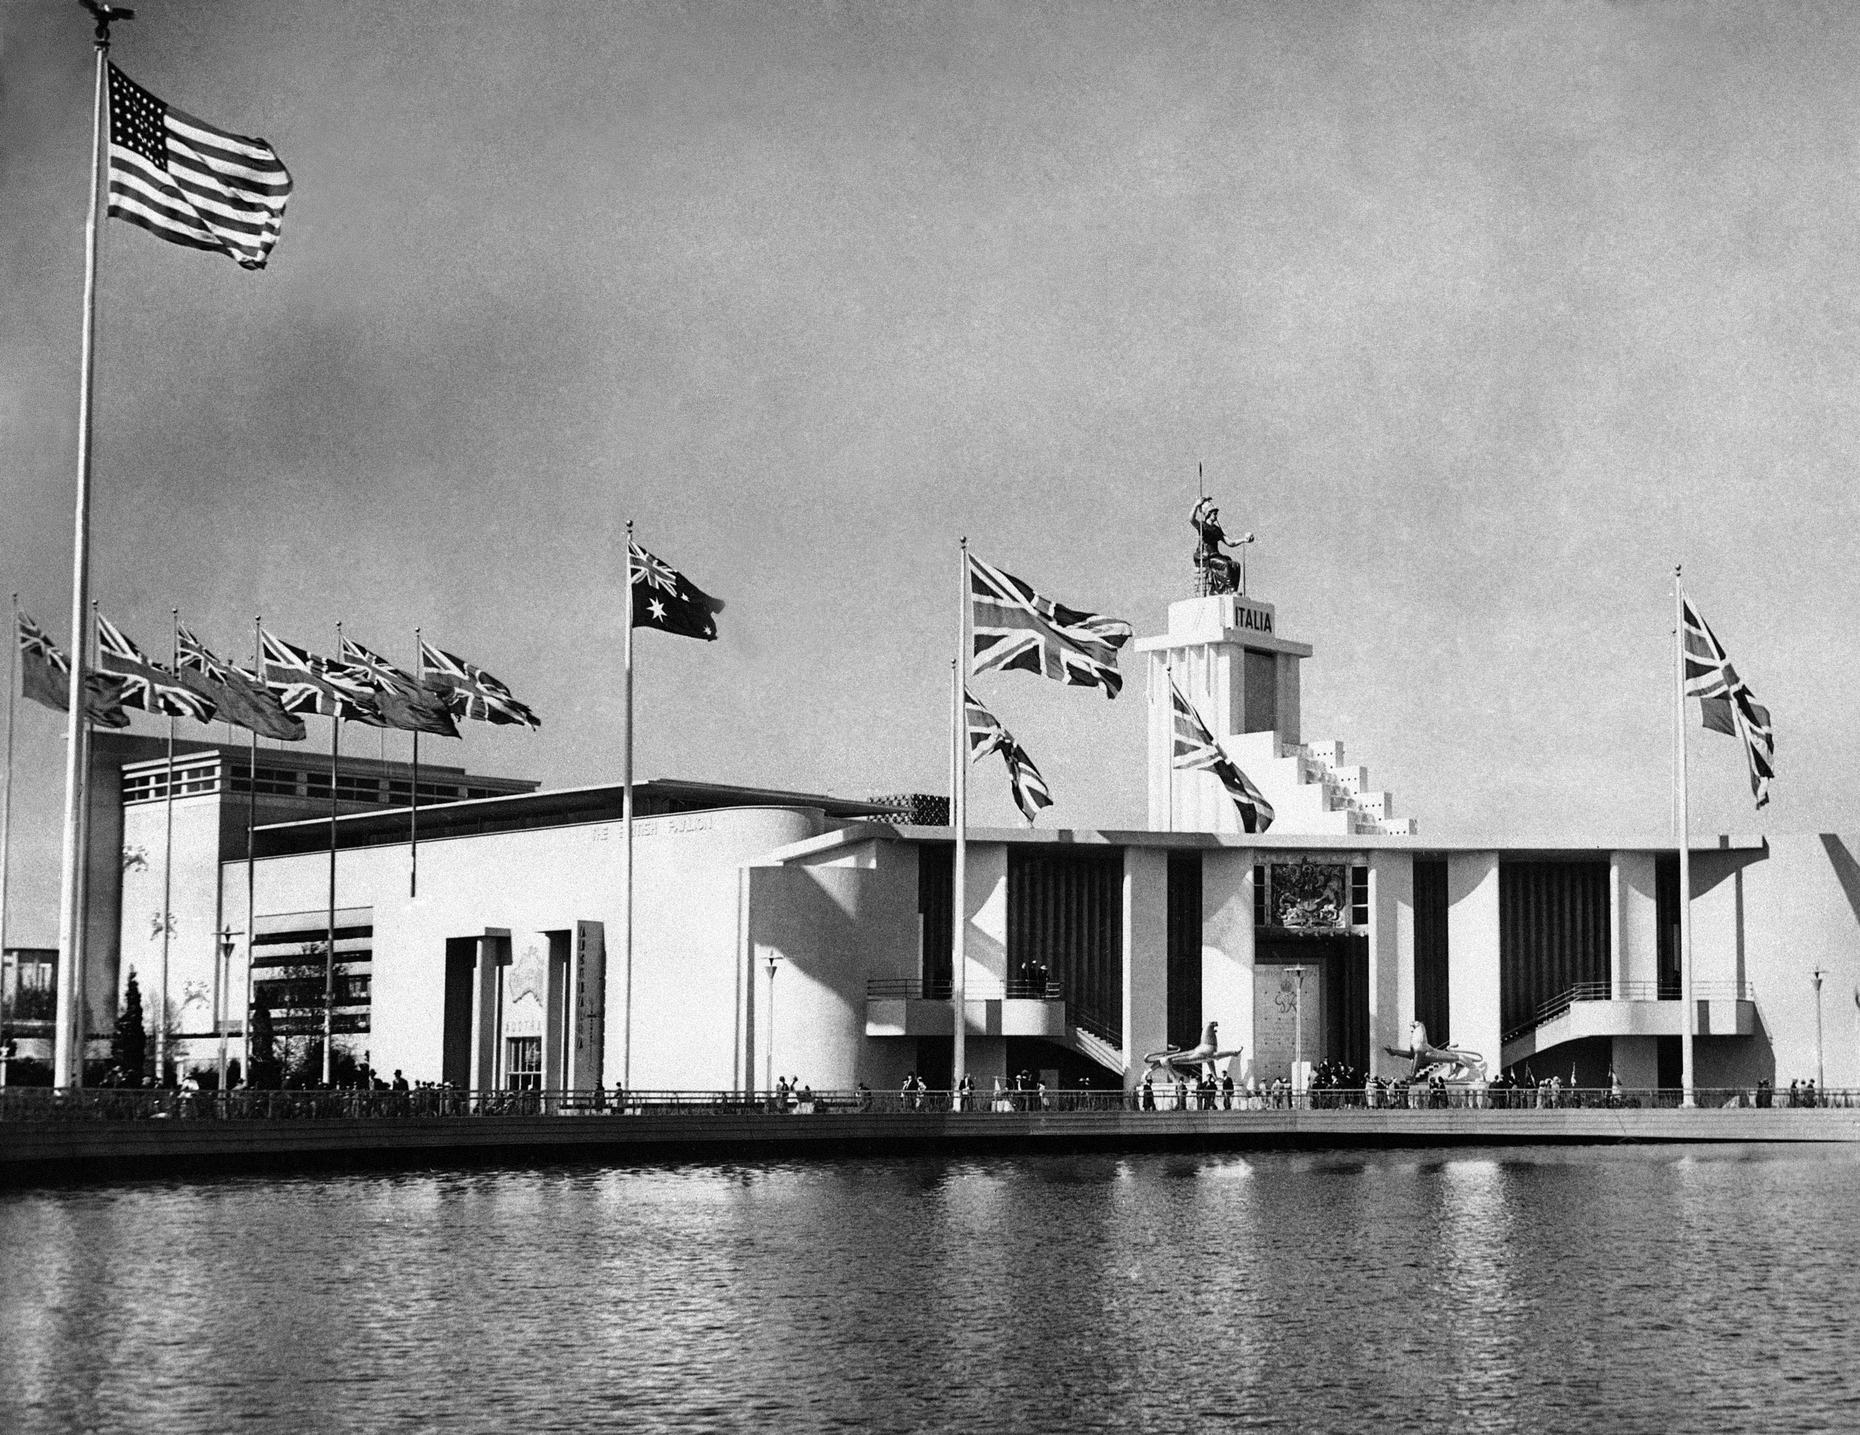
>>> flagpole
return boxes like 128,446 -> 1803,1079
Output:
247,616 -> 260,1084
1675,566 -> 1696,1108
0,596 -> 15,1049
623,520 -> 636,1095
157,607 -> 178,1084
410,629 -> 421,898
952,538 -> 968,1093
1166,658 -> 1175,835
53,7 -> 121,1090
1,597 -> 17,957
325,621 -> 341,1086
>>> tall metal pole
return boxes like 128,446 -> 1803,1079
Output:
0,596 -> 15,1051
1676,567 -> 1696,1107
1813,967 -> 1825,1094
54,12 -> 121,1089
324,622 -> 340,1085
1,597 -> 17,956
951,539 -> 968,1092
765,954 -> 777,1094
246,617 -> 260,1084
410,628 -> 421,898
1291,964 -> 1306,1095
1165,659 -> 1174,834
214,927 -> 230,1092
622,521 -> 635,1092
157,608 -> 178,1084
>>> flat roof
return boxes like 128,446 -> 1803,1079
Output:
246,777 -> 911,858
798,825 -> 1769,856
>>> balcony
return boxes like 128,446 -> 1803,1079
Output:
864,977 -> 1070,1039
1501,980 -> 1756,1068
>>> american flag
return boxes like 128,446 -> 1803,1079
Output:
175,625 -> 306,742
419,639 -> 542,730
968,553 -> 1132,698
96,612 -> 215,723
1682,595 -> 1774,808
106,64 -> 291,270
260,631 -> 381,723
1171,681 -> 1273,833
964,688 -> 1053,823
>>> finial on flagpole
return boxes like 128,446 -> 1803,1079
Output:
79,1 -> 134,49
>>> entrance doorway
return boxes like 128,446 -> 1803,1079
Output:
1252,934 -> 1368,1083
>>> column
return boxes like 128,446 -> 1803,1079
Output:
469,928 -> 510,1092
1611,851 -> 1659,993
541,930 -> 569,1094
964,842 -> 1009,993
1368,853 -> 1413,1079
1446,854 -> 1501,1073
1122,847 -> 1168,1089
1202,850 -> 1255,1080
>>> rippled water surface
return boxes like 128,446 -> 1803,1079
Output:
4,1146 -> 1859,1434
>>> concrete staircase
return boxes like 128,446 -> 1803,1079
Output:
1225,733 -> 1417,836
1067,1024 -> 1126,1076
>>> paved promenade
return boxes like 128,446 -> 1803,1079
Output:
5,1105 -> 1858,1181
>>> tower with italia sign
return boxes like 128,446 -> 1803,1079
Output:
1137,587 -> 1415,836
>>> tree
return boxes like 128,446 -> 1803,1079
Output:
114,968 -> 148,1083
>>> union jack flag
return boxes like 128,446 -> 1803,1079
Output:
260,631 -> 381,723
176,626 -> 305,742
964,688 -> 1053,823
418,639 -> 541,730
1172,681 -> 1273,833
338,636 -> 459,738
96,612 -> 215,722
968,553 -> 1132,698
1682,594 -> 1774,808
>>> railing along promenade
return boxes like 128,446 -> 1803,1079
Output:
1501,979 -> 1752,1044
4,1084 -> 1857,1123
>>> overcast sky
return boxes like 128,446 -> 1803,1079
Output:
3,1 -> 1856,943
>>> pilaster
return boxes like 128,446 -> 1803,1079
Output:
1201,850 -> 1255,1079
1369,853 -> 1414,1078
1122,847 -> 1169,1088
1446,854 -> 1501,1070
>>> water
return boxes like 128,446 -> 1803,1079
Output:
4,1146 -> 1858,1434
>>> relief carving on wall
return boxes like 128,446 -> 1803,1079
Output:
1269,860 -> 1347,930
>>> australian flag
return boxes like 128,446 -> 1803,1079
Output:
630,542 -> 723,641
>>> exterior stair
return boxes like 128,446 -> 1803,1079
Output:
1224,732 -> 1417,836
1067,1023 -> 1125,1076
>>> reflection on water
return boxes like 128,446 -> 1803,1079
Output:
4,1146 -> 1859,1434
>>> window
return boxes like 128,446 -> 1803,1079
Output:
506,1037 -> 542,1091
1351,866 -> 1369,926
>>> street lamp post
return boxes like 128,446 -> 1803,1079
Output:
1288,964 -> 1306,1099
215,928 -> 237,1094
765,952 -> 780,1096
1813,967 -> 1825,1097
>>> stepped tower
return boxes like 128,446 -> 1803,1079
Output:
1135,560 -> 1415,835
